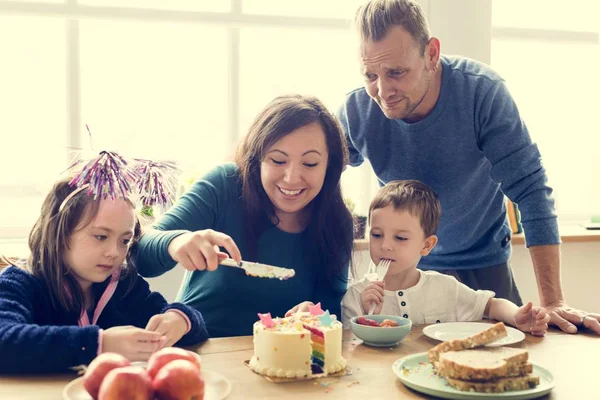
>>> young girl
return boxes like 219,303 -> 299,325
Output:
0,176 -> 208,374
342,180 -> 551,336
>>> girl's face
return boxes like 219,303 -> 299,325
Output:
260,122 -> 329,232
64,198 -> 136,292
369,205 -> 437,274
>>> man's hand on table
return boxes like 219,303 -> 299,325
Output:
544,301 -> 600,334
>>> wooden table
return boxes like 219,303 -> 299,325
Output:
1,324 -> 598,399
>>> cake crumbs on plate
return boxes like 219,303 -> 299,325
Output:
347,381 -> 360,388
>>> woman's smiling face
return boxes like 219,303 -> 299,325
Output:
260,122 -> 329,231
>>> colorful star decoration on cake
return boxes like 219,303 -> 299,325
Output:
318,310 -> 335,327
309,302 -> 325,316
258,312 -> 275,328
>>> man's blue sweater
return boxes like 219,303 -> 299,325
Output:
0,266 -> 208,374
338,56 -> 560,270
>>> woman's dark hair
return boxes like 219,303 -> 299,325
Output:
235,94 -> 354,284
27,177 -> 141,317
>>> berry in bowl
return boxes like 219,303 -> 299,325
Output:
350,315 -> 412,347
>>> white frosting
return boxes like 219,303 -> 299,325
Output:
249,312 -> 346,378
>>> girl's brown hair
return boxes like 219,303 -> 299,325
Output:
235,94 -> 354,284
27,177 -> 140,316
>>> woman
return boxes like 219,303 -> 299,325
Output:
134,94 -> 354,337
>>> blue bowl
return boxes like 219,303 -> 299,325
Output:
350,315 -> 412,347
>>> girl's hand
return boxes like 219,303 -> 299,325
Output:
168,229 -> 242,271
514,302 -> 551,336
101,326 -> 165,361
285,301 -> 315,317
145,311 -> 189,348
360,281 -> 385,314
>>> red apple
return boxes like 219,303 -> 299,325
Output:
152,359 -> 204,400
146,347 -> 201,380
98,366 -> 153,400
83,352 -> 131,399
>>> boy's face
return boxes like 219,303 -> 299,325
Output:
369,205 -> 437,275
64,198 -> 136,292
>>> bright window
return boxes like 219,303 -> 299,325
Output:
238,27 -> 362,133
79,20 -> 230,174
492,0 -> 598,32
242,0 -> 365,19
0,16 -> 67,239
492,1 -> 600,220
79,0 -> 230,12
0,1 -> 373,242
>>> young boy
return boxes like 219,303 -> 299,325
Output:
342,180 -> 550,336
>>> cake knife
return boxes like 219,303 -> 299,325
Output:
176,258 -> 295,280
220,258 -> 295,280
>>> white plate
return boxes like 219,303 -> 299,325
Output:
423,322 -> 526,347
63,369 -> 231,400
392,352 -> 554,400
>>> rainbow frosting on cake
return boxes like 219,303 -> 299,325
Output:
248,305 -> 346,379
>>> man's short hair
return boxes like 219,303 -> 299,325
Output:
355,0 -> 431,54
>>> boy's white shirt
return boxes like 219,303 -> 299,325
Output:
342,269 -> 495,328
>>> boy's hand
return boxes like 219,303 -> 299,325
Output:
145,311 -> 189,348
101,326 -> 164,361
514,302 -> 551,336
360,281 -> 385,315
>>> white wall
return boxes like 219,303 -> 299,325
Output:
420,0 -> 492,64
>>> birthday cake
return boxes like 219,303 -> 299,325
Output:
248,304 -> 346,379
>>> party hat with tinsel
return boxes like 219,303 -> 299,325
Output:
134,159 -> 180,212
61,126 -> 179,213
66,150 -> 139,201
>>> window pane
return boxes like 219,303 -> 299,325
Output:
492,0 -> 599,32
80,20 -> 230,181
492,38 -> 600,219
79,0 -> 229,12
242,0 -> 365,19
0,16 -> 66,235
239,27 -> 362,131
7,0 -> 64,3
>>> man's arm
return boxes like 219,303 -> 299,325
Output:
336,96 -> 365,167
529,244 -> 563,307
529,244 -> 600,334
477,80 -> 600,334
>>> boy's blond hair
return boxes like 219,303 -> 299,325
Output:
369,180 -> 441,237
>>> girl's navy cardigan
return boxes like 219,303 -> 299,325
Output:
0,266 -> 208,374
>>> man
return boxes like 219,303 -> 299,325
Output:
337,0 -> 599,334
